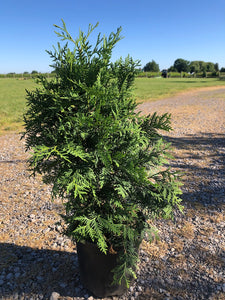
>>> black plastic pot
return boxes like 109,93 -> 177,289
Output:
76,241 -> 129,298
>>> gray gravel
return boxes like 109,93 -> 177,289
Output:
0,88 -> 225,299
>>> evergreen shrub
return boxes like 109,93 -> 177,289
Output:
22,20 -> 183,287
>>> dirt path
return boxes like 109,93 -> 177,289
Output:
138,87 -> 225,134
165,85 -> 225,97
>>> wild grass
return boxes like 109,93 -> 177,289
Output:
0,77 -> 225,134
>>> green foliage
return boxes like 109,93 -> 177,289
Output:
136,71 -> 160,78
173,58 -> 190,73
168,72 -> 189,78
143,60 -> 160,72
206,62 -> 215,72
189,61 -> 200,74
168,66 -> 177,72
170,59 -> 219,75
202,70 -> 207,78
22,20 -> 183,286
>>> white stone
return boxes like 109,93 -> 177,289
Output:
50,292 -> 60,300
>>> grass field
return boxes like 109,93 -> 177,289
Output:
0,77 -> 225,134
0,79 -> 36,134
134,77 -> 225,102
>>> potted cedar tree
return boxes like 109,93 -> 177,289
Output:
22,20 -> 182,297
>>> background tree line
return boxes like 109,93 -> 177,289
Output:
143,58 -> 224,74
2,61 -> 225,79
0,70 -> 56,79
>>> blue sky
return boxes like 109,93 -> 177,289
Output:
0,0 -> 225,73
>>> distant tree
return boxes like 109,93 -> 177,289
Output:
206,62 -> 215,72
31,70 -> 38,74
214,63 -> 219,72
24,71 -> 29,74
168,66 -> 177,72
7,72 -> 15,78
173,58 -> 190,73
220,67 -> 225,72
168,60 -> 219,75
202,70 -> 207,78
201,63 -> 207,73
189,61 -> 200,74
143,60 -> 160,72
198,61 -> 206,72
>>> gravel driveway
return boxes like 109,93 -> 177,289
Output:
0,87 -> 225,300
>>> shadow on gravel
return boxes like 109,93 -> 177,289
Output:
0,160 -> 26,164
165,132 -> 225,206
0,242 -> 85,298
166,132 -> 225,151
1,242 -> 224,299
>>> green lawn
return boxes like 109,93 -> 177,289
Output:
0,78 -> 35,133
134,77 -> 225,102
0,78 -> 36,133
0,77 -> 225,134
